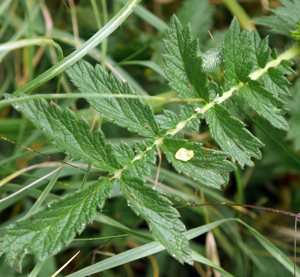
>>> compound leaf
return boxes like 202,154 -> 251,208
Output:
253,0 -> 300,36
1,178 -> 111,272
4,94 -> 121,173
163,15 -> 209,103
206,104 -> 264,168
223,17 -> 255,85
66,60 -> 159,138
120,173 -> 193,265
162,138 -> 236,189
241,80 -> 289,130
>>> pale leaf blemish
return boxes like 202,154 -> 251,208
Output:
175,148 -> 194,161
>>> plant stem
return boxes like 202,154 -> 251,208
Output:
223,0 -> 256,30
101,0 -> 108,69
80,164 -> 92,189
234,168 -> 243,204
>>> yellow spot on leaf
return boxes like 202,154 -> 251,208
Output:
175,148 -> 194,161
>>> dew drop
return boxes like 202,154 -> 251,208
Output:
24,248 -> 28,254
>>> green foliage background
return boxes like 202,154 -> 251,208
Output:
0,0 -> 300,276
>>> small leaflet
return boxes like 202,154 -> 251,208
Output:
241,80 -> 289,131
206,104 -> 264,168
263,68 -> 290,96
66,61 -> 160,138
180,105 -> 201,131
155,110 -> 179,129
0,178 -> 111,272
223,17 -> 255,85
163,15 -> 209,103
120,173 -> 193,265
250,30 -> 270,69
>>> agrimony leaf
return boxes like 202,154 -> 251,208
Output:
120,173 -> 193,265
250,30 -> 271,69
206,104 -> 264,167
263,67 -> 291,96
66,60 -> 159,138
163,15 -> 209,103
208,80 -> 224,100
155,110 -> 179,129
180,105 -> 200,131
162,138 -> 236,189
133,140 -> 157,164
290,20 -> 300,39
1,178 -> 111,272
241,80 -> 289,131
223,17 -> 255,85
113,142 -> 135,164
128,159 -> 151,181
271,48 -> 278,60
253,0 -> 300,35
277,60 -> 295,76
4,94 -> 121,173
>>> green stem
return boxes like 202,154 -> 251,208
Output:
101,0 -> 108,69
223,0 -> 256,30
80,164 -> 92,189
0,37 -> 64,60
234,168 -> 243,218
28,260 -> 46,277
0,93 -> 203,106
23,0 -> 34,81
90,0 -> 102,29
